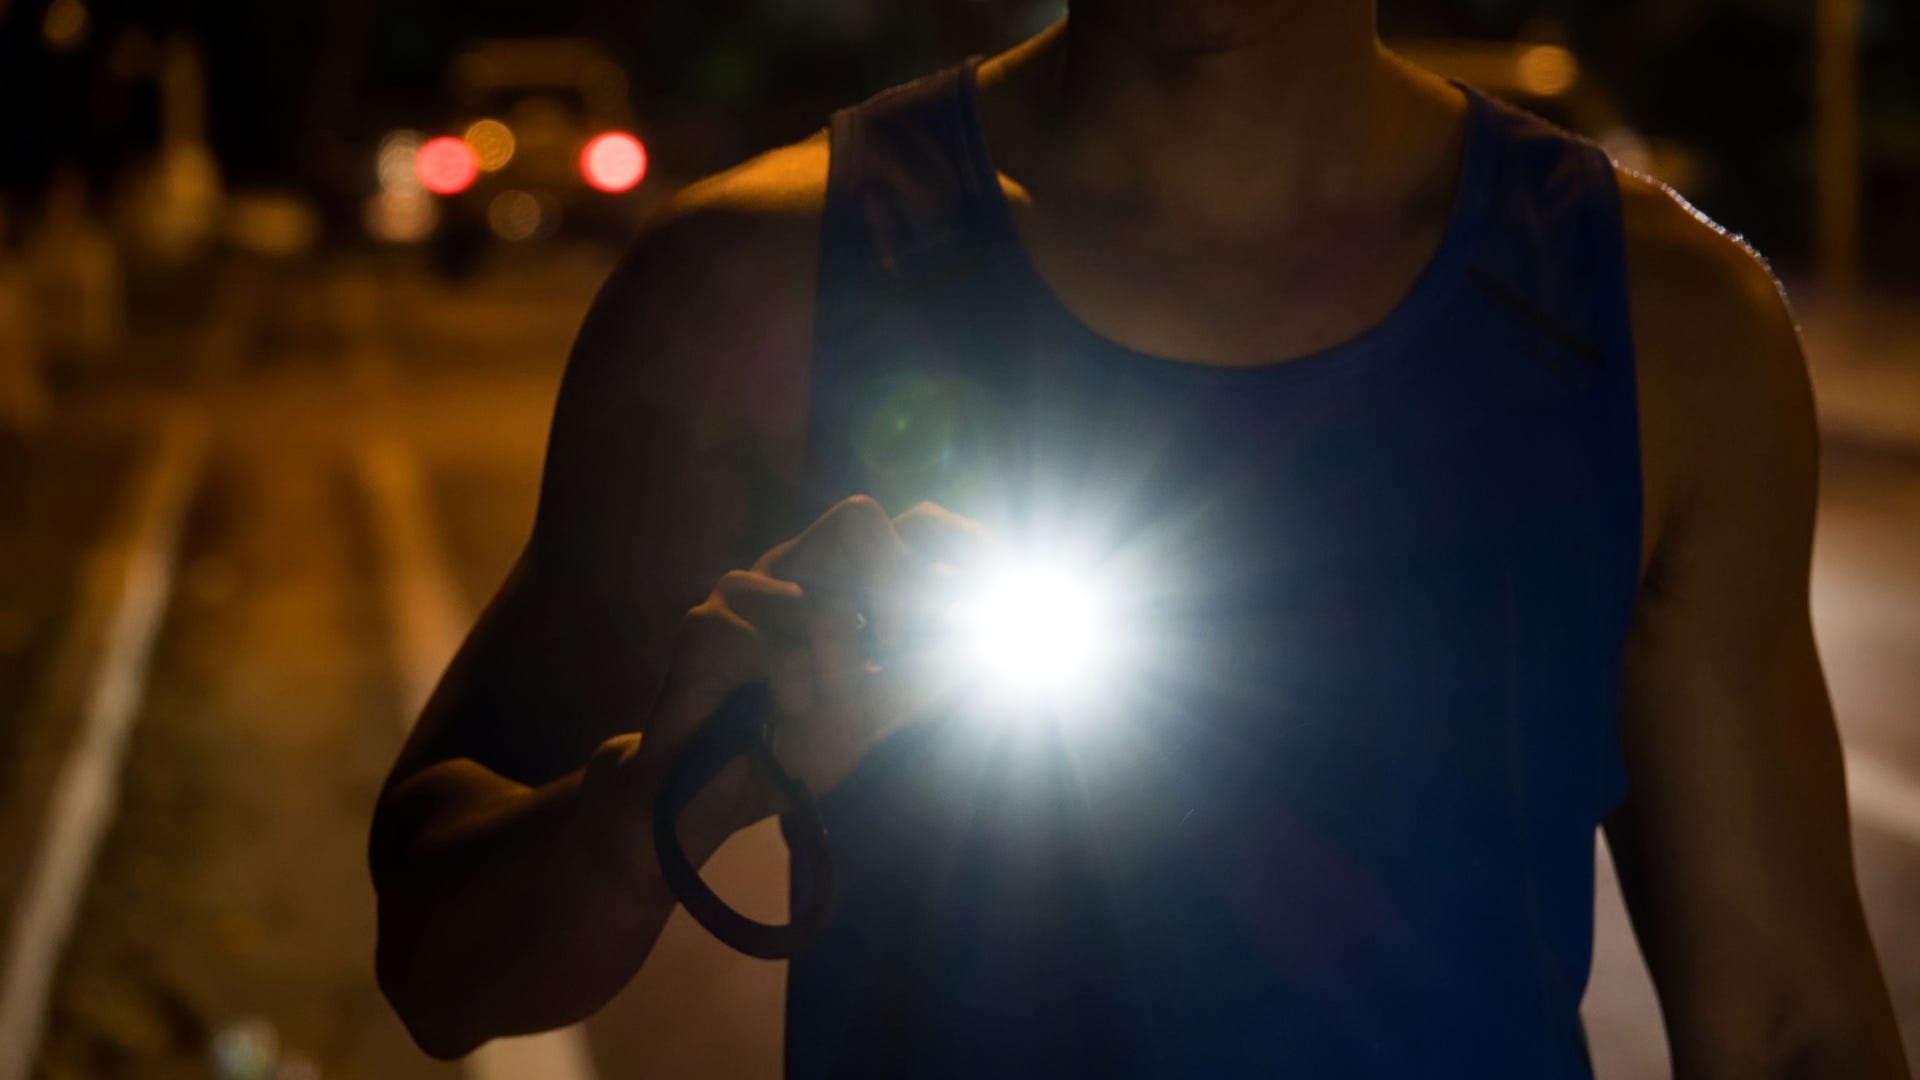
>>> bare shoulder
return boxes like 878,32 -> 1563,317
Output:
570,130 -> 830,394
551,131 -> 832,470
583,128 -> 825,353
1615,167 -> 1815,570
1618,168 -> 1799,369
637,126 -> 833,290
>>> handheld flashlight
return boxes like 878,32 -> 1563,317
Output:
655,554 -> 1122,957
942,556 -> 1118,711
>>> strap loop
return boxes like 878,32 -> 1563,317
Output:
653,683 -> 837,960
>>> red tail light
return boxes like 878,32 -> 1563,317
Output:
581,132 -> 647,193
415,137 -> 479,195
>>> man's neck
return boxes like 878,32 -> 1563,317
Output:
977,12 -> 1462,235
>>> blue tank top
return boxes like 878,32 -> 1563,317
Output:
786,56 -> 1641,1079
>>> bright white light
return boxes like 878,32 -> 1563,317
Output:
945,558 -> 1116,709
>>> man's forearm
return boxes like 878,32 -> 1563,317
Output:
370,750 -> 741,1059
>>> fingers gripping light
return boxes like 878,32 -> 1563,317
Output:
657,551 -> 1125,960
944,559 -> 1116,706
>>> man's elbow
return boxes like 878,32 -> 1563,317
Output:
1762,1002 -> 1911,1080
376,934 -> 489,1061
1682,984 -> 1912,1079
368,813 -> 474,1057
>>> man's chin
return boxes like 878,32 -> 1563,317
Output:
1070,0 -> 1291,56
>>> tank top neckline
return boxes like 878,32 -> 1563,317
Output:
951,55 -> 1500,383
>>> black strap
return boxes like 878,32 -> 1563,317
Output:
653,683 -> 837,960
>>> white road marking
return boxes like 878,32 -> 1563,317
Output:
0,410 -> 207,1080
356,434 -> 598,1080
1847,750 -> 1920,850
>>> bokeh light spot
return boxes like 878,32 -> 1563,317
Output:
41,0 -> 88,49
415,136 -> 479,196
487,189 -> 550,241
1517,45 -> 1579,97
377,130 -> 426,193
463,119 -> 516,172
580,132 -> 647,193
364,190 -> 438,243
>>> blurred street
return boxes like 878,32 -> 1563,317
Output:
1,244 -> 1917,1079
2,244 -> 799,1080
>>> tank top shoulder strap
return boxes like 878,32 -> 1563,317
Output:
1460,91 -> 1635,373
814,60 -> 996,330
806,59 -> 1020,516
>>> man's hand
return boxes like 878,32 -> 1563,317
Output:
588,497 -> 988,854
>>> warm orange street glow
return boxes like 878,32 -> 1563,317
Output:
580,132 -> 647,193
415,136 -> 479,196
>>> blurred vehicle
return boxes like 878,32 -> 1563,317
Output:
1389,37 -> 1707,195
363,39 -> 655,275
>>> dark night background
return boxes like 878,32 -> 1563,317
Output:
2,0 -> 1917,274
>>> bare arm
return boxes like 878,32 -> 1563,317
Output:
369,138 -> 826,1059
1609,173 -> 1908,1079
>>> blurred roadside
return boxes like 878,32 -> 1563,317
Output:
1797,287 -> 1920,453
0,239 -> 606,1080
